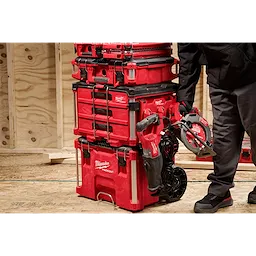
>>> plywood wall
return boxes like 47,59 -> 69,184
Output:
0,42 -> 210,151
61,43 -> 76,147
1,43 -> 76,150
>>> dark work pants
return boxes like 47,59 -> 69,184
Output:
208,81 -> 256,196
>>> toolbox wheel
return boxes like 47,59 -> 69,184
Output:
160,166 -> 187,203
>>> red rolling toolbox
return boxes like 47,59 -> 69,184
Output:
74,42 -> 172,60
75,137 -> 159,212
72,56 -> 179,86
73,81 -> 178,147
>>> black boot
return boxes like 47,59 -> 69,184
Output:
248,186 -> 256,204
194,191 -> 233,213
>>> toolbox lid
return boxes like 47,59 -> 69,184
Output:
74,56 -> 175,66
72,81 -> 178,96
74,40 -> 172,47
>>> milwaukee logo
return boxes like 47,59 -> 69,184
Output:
154,99 -> 164,105
95,160 -> 114,173
151,142 -> 158,156
115,96 -> 126,104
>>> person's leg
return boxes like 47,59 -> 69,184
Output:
207,86 -> 245,196
194,85 -> 244,213
234,81 -> 256,204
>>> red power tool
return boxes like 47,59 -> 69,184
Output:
170,102 -> 216,158
136,101 -> 216,202
136,109 -> 183,201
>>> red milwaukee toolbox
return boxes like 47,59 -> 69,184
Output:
73,81 -> 178,147
239,137 -> 253,163
195,137 -> 253,163
74,43 -> 172,60
75,137 -> 159,212
71,57 -> 179,86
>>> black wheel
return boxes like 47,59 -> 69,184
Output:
160,166 -> 187,203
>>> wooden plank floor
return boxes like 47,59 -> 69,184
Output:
0,154 -> 256,213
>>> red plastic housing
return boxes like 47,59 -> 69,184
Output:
71,57 -> 179,87
74,42 -> 173,60
75,138 -> 159,212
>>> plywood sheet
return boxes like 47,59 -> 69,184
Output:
13,43 -> 57,148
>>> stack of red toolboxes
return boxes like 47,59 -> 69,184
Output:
72,43 -> 179,212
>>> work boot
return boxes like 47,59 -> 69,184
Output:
194,191 -> 233,213
248,186 -> 256,204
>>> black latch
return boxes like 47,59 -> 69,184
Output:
95,46 -> 103,56
118,157 -> 126,167
72,82 -> 79,91
115,71 -> 124,83
83,149 -> 90,159
74,46 -> 77,54
129,102 -> 140,111
124,45 -> 132,51
80,68 -> 87,80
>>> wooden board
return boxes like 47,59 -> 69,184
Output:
0,43 -> 10,148
50,157 -> 256,171
61,43 -> 76,148
43,148 -> 256,172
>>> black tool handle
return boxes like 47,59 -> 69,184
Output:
136,114 -> 159,132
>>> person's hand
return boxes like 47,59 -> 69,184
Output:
179,101 -> 193,116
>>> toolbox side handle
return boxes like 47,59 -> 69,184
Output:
93,107 -> 113,116
93,123 -> 113,132
81,51 -> 92,56
93,76 -> 109,84
91,92 -> 112,100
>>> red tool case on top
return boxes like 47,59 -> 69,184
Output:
72,56 -> 179,86
73,81 -> 178,147
74,43 -> 172,60
75,137 -> 158,212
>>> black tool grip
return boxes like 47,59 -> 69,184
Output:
136,114 -> 159,132
94,76 -> 109,84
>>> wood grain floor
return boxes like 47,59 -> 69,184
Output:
0,154 -> 256,213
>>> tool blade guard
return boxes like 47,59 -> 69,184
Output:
170,102 -> 216,158
179,113 -> 216,157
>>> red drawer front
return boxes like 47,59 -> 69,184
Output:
73,84 -> 177,147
